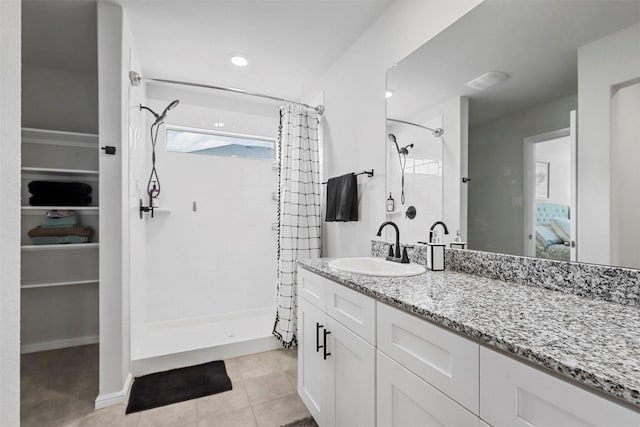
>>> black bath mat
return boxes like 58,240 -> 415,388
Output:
125,360 -> 232,414
281,416 -> 319,427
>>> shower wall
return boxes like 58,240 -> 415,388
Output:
386,116 -> 443,242
131,93 -> 281,360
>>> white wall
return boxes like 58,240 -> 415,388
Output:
22,63 -> 98,133
0,0 -> 21,423
303,0 -> 482,257
126,16 -> 150,371
132,94 -> 279,356
96,2 -> 133,406
610,82 -> 640,269
535,136 -> 570,206
468,94 -> 577,255
578,23 -> 640,265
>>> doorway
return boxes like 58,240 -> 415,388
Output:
523,111 -> 577,261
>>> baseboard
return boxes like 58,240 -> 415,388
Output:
20,334 -> 99,354
95,373 -> 132,410
132,335 -> 280,376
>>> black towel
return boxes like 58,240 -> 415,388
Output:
325,173 -> 358,222
28,181 -> 93,206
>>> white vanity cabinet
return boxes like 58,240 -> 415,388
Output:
480,347 -> 640,427
378,351 -> 488,427
298,296 -> 328,424
376,302 -> 484,427
297,268 -> 376,427
297,267 -> 640,427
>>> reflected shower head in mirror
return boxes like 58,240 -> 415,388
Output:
388,134 -> 413,205
388,134 -> 414,155
400,143 -> 414,155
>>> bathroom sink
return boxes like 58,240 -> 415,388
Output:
328,257 -> 426,277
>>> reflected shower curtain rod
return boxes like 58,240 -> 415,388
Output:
129,71 -> 324,115
387,118 -> 443,137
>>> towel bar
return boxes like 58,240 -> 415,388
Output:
321,169 -> 374,184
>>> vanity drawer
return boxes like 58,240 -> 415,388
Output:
297,267 -> 326,310
325,279 -> 376,345
377,302 -> 480,415
378,351 -> 487,427
480,347 -> 640,427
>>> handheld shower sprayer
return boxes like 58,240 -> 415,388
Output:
388,134 -> 414,155
388,133 -> 414,205
140,99 -> 180,125
139,100 -> 180,217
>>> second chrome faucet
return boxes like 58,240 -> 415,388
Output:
376,221 -> 410,264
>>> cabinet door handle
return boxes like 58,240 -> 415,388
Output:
316,323 -> 323,352
323,329 -> 331,360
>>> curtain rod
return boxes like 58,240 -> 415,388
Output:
129,71 -> 324,115
387,118 -> 443,137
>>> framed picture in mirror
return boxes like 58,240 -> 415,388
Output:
535,162 -> 550,200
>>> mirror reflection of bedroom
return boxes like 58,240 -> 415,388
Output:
526,129 -> 575,262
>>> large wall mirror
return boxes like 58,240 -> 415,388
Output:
386,0 -> 640,269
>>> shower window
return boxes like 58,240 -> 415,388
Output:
166,127 -> 276,160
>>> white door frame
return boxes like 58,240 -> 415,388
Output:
522,127 -> 570,257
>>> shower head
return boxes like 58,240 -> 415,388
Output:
154,99 -> 180,125
388,133 -> 402,155
389,134 -> 414,155
140,99 -> 180,126
399,143 -> 414,155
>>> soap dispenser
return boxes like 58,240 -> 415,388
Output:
450,229 -> 467,249
426,238 -> 445,271
426,221 -> 449,271
386,193 -> 395,213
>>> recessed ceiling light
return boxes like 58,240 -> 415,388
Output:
385,90 -> 394,99
466,71 -> 509,90
214,122 -> 225,128
230,56 -> 248,67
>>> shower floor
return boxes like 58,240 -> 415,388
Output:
133,307 -> 280,372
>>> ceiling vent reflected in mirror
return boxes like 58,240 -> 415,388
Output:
466,71 -> 509,90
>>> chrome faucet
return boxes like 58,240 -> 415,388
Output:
376,221 -> 410,263
429,221 -> 450,243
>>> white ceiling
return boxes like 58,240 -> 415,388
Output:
22,0 -> 97,74
387,0 -> 640,127
122,0 -> 392,101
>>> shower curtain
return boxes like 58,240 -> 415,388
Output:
273,104 -> 322,348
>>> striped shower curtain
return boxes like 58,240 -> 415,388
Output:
273,104 -> 322,348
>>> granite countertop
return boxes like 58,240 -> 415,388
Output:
298,258 -> 640,408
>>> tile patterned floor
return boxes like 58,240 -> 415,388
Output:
21,344 -> 309,427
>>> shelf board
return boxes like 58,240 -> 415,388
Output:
21,167 -> 99,176
21,279 -> 99,290
22,206 -> 99,215
21,243 -> 99,252
22,127 -> 98,139
21,128 -> 98,148
22,138 -> 99,149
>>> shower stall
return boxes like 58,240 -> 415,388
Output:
128,78 -> 290,374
